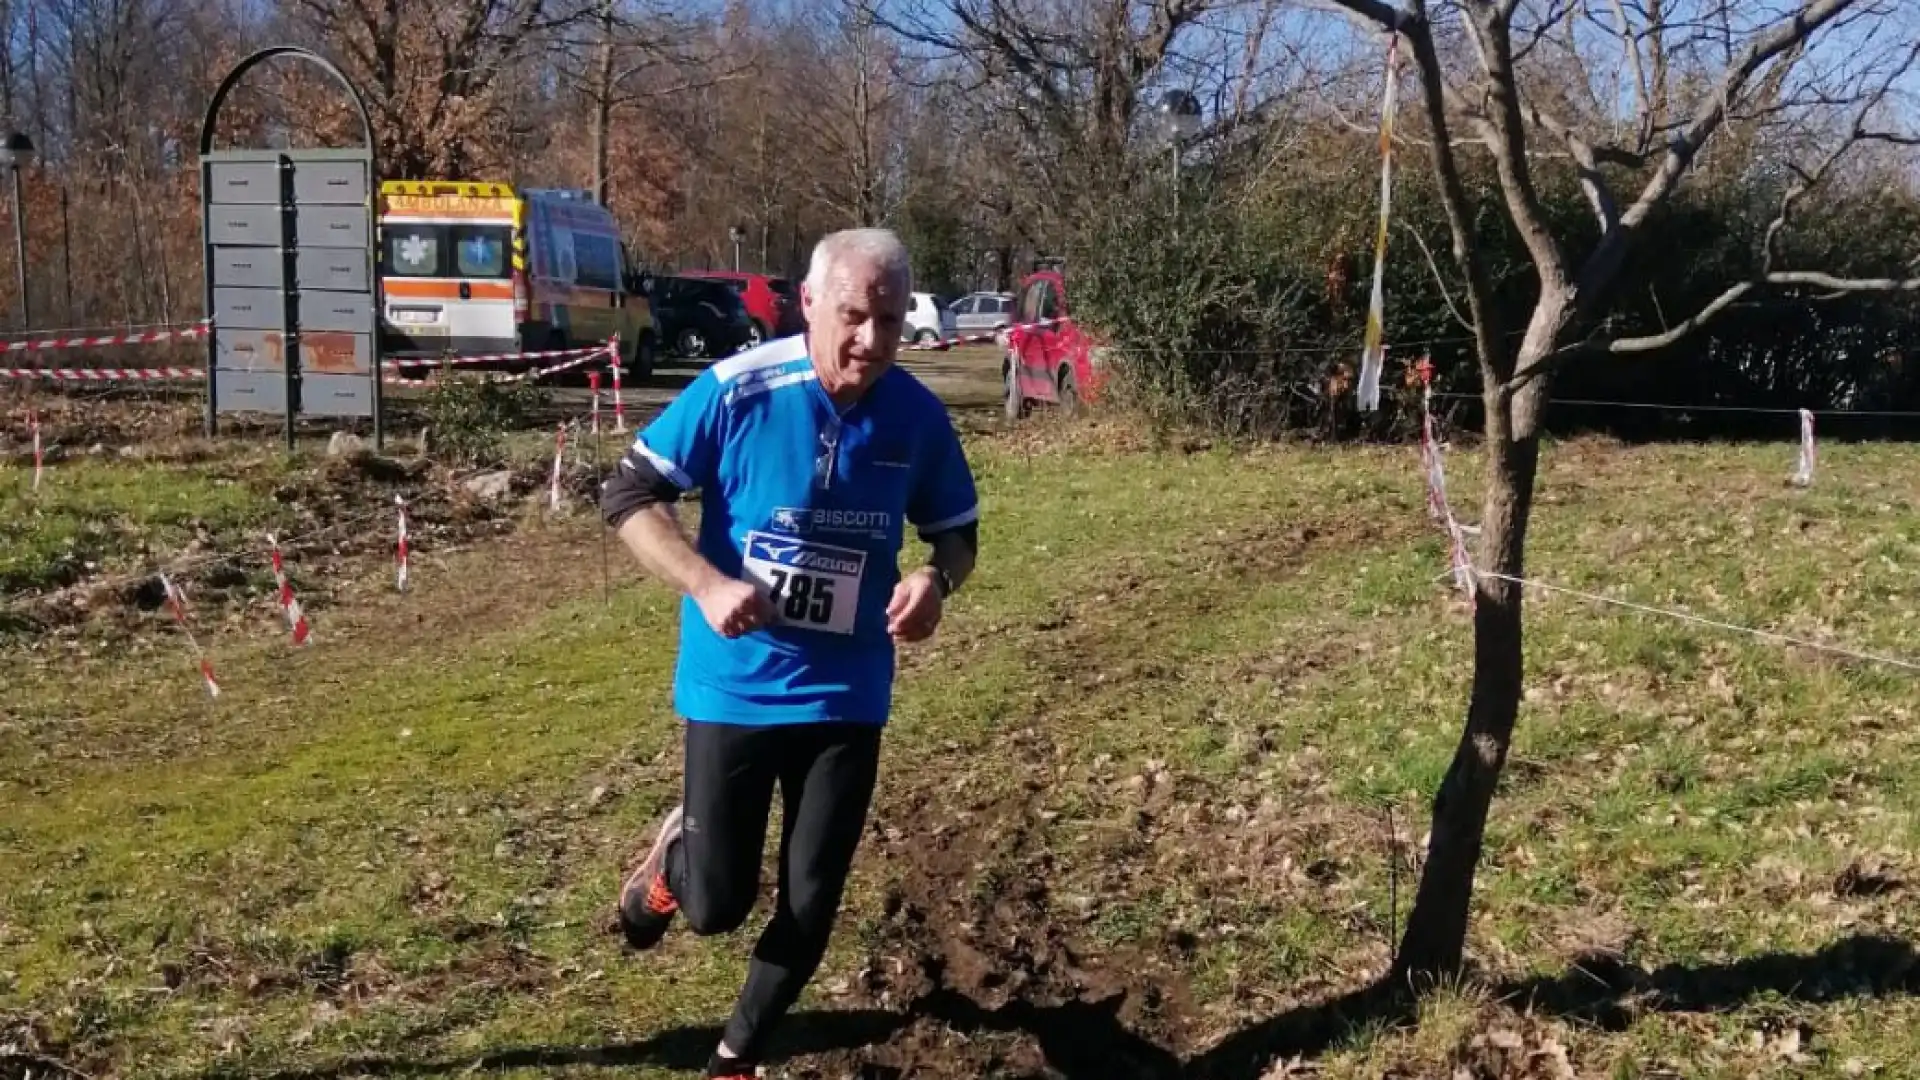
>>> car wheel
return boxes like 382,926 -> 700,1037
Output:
746,320 -> 768,346
915,328 -> 939,345
676,328 -> 709,359
1056,366 -> 1079,416
1004,362 -> 1029,422
628,333 -> 656,381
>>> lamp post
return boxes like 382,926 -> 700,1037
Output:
0,130 -> 34,330
729,224 -> 745,272
1156,89 -> 1201,191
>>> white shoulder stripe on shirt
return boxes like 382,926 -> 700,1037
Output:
710,334 -> 809,383
631,439 -> 693,490
916,504 -> 980,536
724,367 -> 817,406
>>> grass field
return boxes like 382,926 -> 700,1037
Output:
5,414 -> 1920,1079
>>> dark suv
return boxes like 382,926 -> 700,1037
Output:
680,271 -> 806,343
650,276 -> 756,359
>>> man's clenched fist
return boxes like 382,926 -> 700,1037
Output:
695,577 -> 776,638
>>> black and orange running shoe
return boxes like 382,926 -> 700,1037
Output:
617,804 -> 684,950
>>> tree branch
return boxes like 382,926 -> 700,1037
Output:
1617,0 -> 1860,232
1506,23 -> 1920,391
1548,0 -> 1873,366
1401,218 -> 1475,333
1467,4 -> 1572,297
1552,272 -> 1920,363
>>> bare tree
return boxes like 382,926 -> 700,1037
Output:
1313,0 -> 1920,984
290,0 -> 582,177
542,0 -> 749,206
872,0 -> 1250,210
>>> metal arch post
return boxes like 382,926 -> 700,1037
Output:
198,46 -> 382,449
197,46 -> 376,173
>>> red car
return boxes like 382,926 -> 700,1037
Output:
682,270 -> 806,344
1003,267 -> 1108,420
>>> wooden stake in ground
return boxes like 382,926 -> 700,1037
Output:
395,496 -> 411,592
596,416 -> 611,606
29,407 -> 42,491
551,423 -> 569,513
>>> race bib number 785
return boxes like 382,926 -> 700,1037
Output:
740,531 -> 866,635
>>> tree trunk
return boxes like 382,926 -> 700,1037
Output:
1393,397 -> 1541,982
590,0 -> 615,206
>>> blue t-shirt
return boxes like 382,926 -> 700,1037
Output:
631,335 -> 979,726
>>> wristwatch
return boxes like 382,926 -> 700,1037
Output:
926,565 -> 955,599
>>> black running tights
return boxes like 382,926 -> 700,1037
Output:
665,719 -> 882,1061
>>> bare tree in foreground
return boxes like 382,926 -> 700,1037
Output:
1320,0 -> 1920,983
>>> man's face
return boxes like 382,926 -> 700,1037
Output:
802,255 -> 907,400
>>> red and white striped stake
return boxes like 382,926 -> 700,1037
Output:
1792,408 -> 1817,487
395,496 -> 411,593
551,422 -> 568,511
611,356 -> 627,433
1415,358 -> 1447,522
28,408 -> 42,491
268,534 -> 313,645
589,370 -> 602,436
1414,358 -> 1475,603
159,572 -> 222,698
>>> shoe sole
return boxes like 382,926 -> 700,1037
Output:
619,804 -> 685,913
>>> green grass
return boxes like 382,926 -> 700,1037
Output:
0,458 -> 278,592
6,425 -> 1920,1077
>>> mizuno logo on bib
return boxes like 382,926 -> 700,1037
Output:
741,531 -> 867,635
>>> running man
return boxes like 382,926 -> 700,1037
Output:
599,228 -> 979,1079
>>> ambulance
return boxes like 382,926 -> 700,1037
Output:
376,181 -> 658,376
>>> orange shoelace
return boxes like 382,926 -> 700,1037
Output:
646,873 -> 678,916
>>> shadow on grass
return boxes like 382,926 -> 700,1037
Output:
1496,931 -> 1920,1031
233,1008 -> 904,1079
1185,933 -> 1920,1079
229,934 -> 1920,1080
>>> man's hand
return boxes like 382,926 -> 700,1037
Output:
886,568 -> 944,644
694,577 -> 775,638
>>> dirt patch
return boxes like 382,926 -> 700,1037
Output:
2,440 -> 598,644
796,725 -> 1197,1078
4,391 -> 207,456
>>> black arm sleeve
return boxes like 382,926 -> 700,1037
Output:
924,520 -> 978,558
601,449 -> 686,529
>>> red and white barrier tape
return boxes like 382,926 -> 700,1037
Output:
1792,408 -> 1817,487
2,366 -> 202,381
382,344 -> 606,372
159,572 -> 222,698
382,341 -> 617,387
268,535 -> 313,646
395,496 -> 411,592
905,319 -> 1061,353
1416,359 -> 1475,600
2,322 -> 210,354
28,409 -> 42,491
1357,34 -> 1400,413
499,344 -> 614,384
1417,365 -> 1450,524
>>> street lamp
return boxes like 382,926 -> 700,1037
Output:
1156,89 -> 1202,185
0,130 -> 33,329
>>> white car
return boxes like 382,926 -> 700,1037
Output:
950,292 -> 1014,340
903,291 -> 957,345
